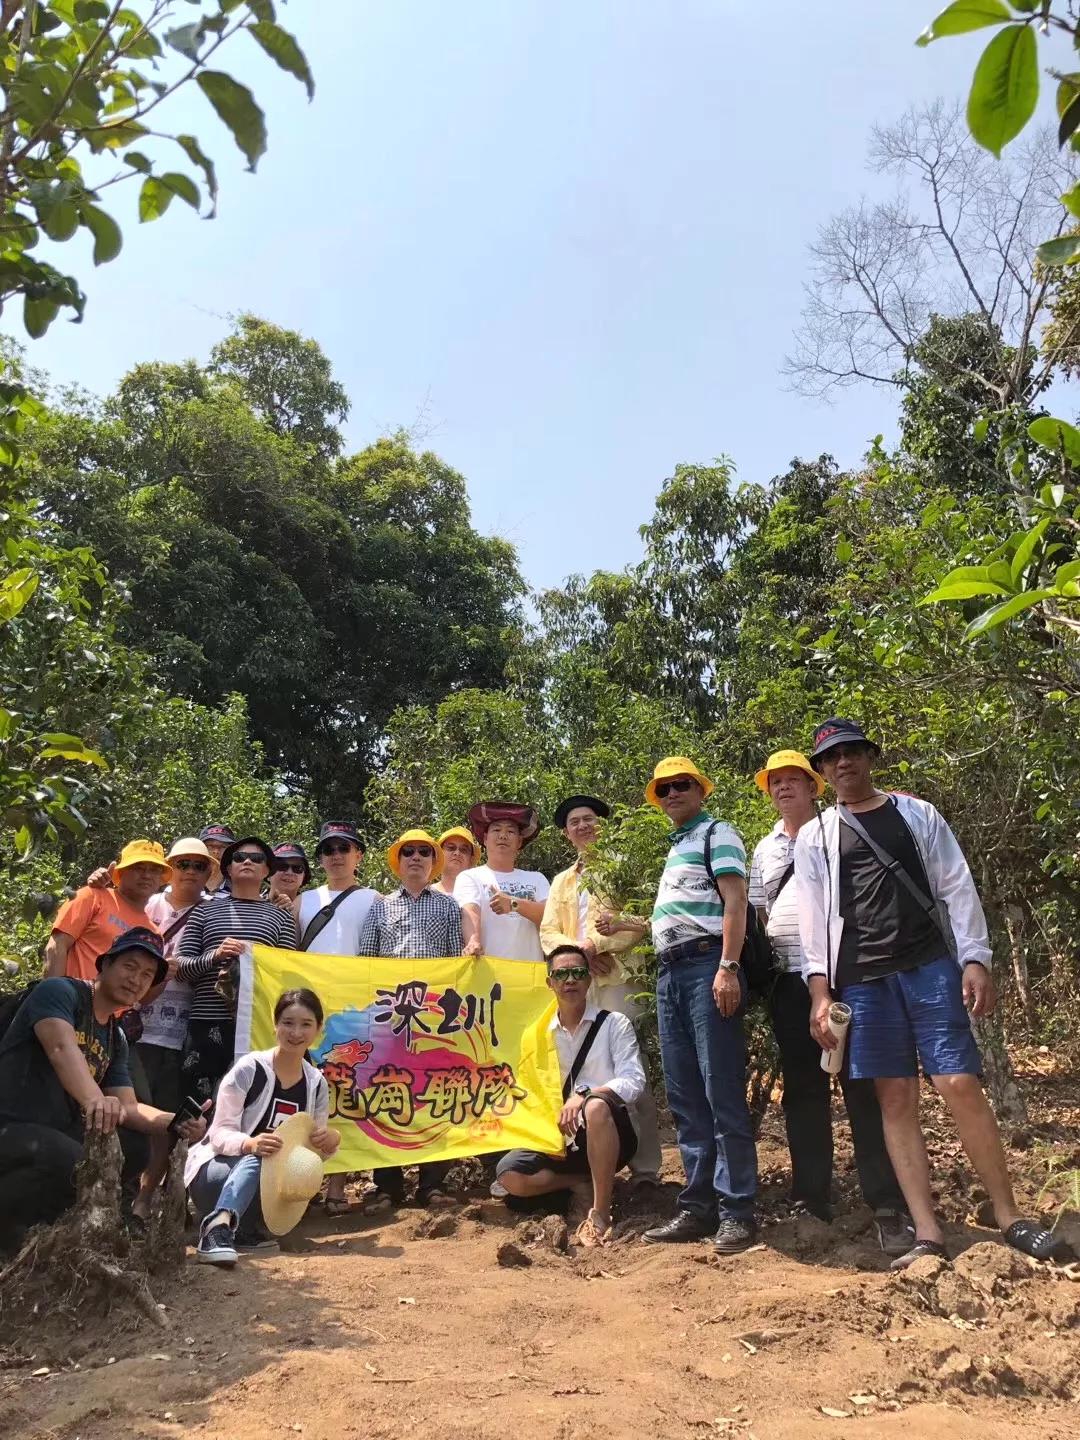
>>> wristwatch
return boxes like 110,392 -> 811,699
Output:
718,958 -> 741,974
510,897 -> 519,912
575,1083 -> 591,1098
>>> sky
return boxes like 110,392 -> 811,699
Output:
21,2 -> 1059,593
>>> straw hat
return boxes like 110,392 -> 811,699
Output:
644,757 -> 714,810
259,1113 -> 326,1236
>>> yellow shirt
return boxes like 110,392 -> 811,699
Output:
539,862 -> 640,983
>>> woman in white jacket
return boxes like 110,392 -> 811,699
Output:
186,987 -> 340,1264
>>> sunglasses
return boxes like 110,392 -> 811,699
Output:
549,965 -> 590,982
400,845 -> 435,859
654,778 -> 694,799
320,841 -> 355,856
174,858 -> 211,873
276,861 -> 306,875
232,850 -> 267,866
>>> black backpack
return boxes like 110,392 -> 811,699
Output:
702,822 -> 776,996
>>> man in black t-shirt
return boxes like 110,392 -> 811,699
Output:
795,718 -> 1068,1269
0,928 -> 206,1247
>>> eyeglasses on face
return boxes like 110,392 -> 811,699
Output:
232,850 -> 266,866
174,858 -> 211,872
654,778 -> 694,799
442,842 -> 473,856
321,841 -> 354,856
276,861 -> 306,875
400,845 -> 435,859
549,965 -> 590,982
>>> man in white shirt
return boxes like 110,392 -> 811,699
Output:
454,802 -> 549,962
297,822 -> 378,957
297,819 -> 378,1216
495,943 -> 645,1247
749,750 -> 911,1256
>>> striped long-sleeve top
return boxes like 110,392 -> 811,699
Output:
177,896 -> 297,1023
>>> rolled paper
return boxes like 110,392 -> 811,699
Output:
820,1000 -> 852,1076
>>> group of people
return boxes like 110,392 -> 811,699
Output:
0,715 -> 1067,1270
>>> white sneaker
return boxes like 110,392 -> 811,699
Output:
489,1179 -> 508,1199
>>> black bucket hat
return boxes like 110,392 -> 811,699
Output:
553,794 -> 610,830
220,835 -> 275,873
809,718 -> 881,771
272,842 -> 311,885
96,926 -> 168,988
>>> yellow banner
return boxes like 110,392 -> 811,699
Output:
238,947 -> 563,1173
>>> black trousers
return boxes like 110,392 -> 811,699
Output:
769,972 -> 905,1216
0,1120 -> 149,1228
373,1161 -> 451,1202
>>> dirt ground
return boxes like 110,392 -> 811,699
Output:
2,1053 -> 1078,1440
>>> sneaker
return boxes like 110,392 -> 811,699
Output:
489,1179 -> 509,1199
888,1237 -> 948,1272
642,1210 -> 716,1244
1003,1218 -> 1070,1262
875,1209 -> 916,1258
713,1217 -> 758,1254
234,1226 -> 279,1255
196,1221 -> 238,1266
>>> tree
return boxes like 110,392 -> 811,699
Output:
0,0 -> 312,337
785,101 -> 1076,405
27,320 -> 527,812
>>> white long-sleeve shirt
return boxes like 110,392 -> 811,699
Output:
793,793 -> 993,989
550,1003 -> 646,1107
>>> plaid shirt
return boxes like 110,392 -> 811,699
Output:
357,886 -> 463,959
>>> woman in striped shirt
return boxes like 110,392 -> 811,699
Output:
177,836 -> 297,1101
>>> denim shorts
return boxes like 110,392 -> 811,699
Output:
840,955 -> 982,1080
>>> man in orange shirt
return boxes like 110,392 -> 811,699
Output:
44,841 -> 169,981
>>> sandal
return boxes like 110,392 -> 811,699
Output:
574,1209 -> 613,1248
324,1197 -> 356,1217
420,1187 -> 456,1208
888,1238 -> 948,1272
360,1190 -> 395,1215
1004,1218 -> 1067,1262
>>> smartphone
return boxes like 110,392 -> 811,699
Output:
167,1094 -> 205,1135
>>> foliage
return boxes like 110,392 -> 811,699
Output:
25,317 -> 526,813
0,0 -> 312,338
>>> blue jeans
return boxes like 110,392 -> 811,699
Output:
657,953 -> 757,1221
190,1154 -> 264,1229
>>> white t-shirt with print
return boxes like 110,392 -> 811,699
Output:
139,890 -> 196,1050
453,864 -> 550,962
298,885 -> 378,956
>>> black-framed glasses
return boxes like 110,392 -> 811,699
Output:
549,965 -> 590,982
400,844 -> 435,859
654,778 -> 694,799
276,861 -> 306,874
174,858 -> 210,872
232,850 -> 266,865
320,841 -> 354,856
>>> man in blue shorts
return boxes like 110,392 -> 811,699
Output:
794,717 -> 1064,1269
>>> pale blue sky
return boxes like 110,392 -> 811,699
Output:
23,3 -> 1038,591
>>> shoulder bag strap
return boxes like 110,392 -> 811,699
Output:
561,1009 -> 611,1102
701,821 -> 719,892
300,885 -> 359,951
837,803 -> 939,924
161,898 -> 203,945
772,861 -> 795,902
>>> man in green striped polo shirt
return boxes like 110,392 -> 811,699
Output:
642,756 -> 758,1254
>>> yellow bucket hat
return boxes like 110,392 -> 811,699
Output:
754,749 -> 826,799
109,838 -> 172,883
387,828 -> 443,881
437,826 -> 481,865
645,756 -> 715,810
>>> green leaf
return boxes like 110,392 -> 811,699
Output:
159,172 -> 200,209
165,21 -> 204,60
23,295 -> 59,339
835,537 -> 852,564
248,20 -> 315,99
1037,235 -> 1080,266
0,568 -> 40,624
138,177 -> 174,223
1062,183 -> 1080,219
916,0 -> 1012,47
1028,416 -> 1080,465
966,24 -> 1039,156
39,741 -> 107,767
40,200 -> 79,243
1054,558 -> 1080,589
196,70 -> 267,170
124,149 -> 153,174
987,558 -> 1015,589
922,580 -> 1011,603
176,133 -> 218,215
74,0 -> 110,18
81,204 -> 122,265
1010,518 -> 1049,587
964,589 -> 1056,639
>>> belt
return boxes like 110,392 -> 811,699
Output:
657,936 -> 722,965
